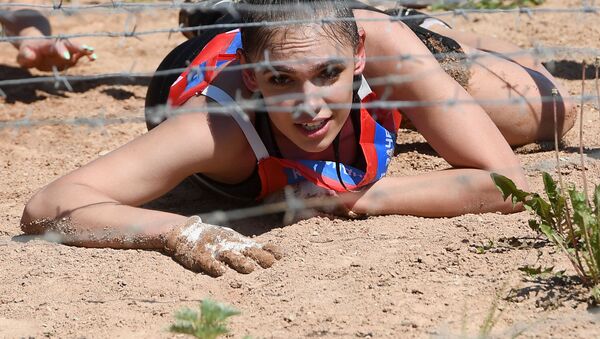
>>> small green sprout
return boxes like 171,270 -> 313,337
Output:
170,299 -> 241,339
475,240 -> 495,254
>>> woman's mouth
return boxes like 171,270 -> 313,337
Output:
301,120 -> 326,131
295,118 -> 330,137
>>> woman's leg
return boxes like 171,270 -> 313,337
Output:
428,25 -> 577,146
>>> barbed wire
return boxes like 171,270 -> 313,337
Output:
1,51 -> 599,130
1,45 -> 599,91
1,5 -> 599,43
3,91 -> 599,131
1,1 -> 598,15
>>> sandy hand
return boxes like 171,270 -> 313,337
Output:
166,216 -> 282,277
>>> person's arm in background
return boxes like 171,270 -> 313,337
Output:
0,9 -> 95,71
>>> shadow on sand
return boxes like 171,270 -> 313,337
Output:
142,179 -> 285,236
543,60 -> 598,80
0,64 -> 151,104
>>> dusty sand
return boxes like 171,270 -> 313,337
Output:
2,0 -> 600,337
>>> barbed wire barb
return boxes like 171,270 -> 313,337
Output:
52,0 -> 63,11
520,7 -> 534,19
52,66 -> 73,92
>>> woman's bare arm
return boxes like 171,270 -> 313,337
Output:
350,10 -> 527,216
20,98 -> 282,276
351,169 -> 521,217
20,97 -> 254,249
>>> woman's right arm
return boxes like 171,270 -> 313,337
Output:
21,99 -> 280,276
21,105 -> 213,248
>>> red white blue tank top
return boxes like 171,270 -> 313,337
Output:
169,29 -> 401,200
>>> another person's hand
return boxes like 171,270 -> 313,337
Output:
166,216 -> 282,277
16,27 -> 96,71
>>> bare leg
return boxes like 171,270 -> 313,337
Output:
428,25 -> 576,146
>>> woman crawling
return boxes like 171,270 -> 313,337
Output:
21,0 -> 575,276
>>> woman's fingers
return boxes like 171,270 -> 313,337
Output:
262,243 -> 284,260
193,252 -> 228,277
64,40 -> 96,62
51,39 -> 73,62
16,46 -> 38,68
172,240 -> 227,277
16,39 -> 95,71
168,217 -> 282,276
243,247 -> 277,268
217,250 -> 256,274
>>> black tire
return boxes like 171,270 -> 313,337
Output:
144,15 -> 237,131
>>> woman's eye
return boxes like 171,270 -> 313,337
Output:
322,67 -> 342,79
316,67 -> 343,85
269,75 -> 292,86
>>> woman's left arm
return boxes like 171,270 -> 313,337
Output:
351,169 -> 523,217
347,82 -> 527,217
350,10 -> 527,217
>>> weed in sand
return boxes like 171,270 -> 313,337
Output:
169,299 -> 241,339
491,172 -> 600,302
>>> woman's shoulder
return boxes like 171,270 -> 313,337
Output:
178,94 -> 256,142
353,8 -> 424,55
176,95 -> 257,175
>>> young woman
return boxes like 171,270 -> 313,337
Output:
20,0 -> 575,277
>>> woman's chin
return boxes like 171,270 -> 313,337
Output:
281,121 -> 345,154
294,136 -> 335,154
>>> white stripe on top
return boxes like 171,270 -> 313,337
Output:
201,75 -> 372,161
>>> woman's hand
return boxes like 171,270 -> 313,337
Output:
264,181 -> 365,219
16,28 -> 96,71
1,9 -> 96,71
166,216 -> 282,277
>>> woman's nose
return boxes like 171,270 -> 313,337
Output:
296,82 -> 323,118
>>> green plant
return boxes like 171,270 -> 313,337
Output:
430,0 -> 545,11
518,265 -> 563,278
169,299 -> 241,339
491,172 -> 600,301
472,239 -> 495,254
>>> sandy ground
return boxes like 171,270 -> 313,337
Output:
2,0 -> 600,338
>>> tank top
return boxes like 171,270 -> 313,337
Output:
168,29 -> 401,200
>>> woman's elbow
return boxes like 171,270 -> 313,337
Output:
496,199 -> 525,215
21,188 -> 55,234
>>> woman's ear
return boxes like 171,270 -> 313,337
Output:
237,49 -> 259,92
353,27 -> 366,75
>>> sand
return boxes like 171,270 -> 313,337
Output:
2,0 -> 600,337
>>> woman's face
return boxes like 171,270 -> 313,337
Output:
242,25 -> 364,153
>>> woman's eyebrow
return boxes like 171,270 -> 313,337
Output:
309,60 -> 346,73
262,65 -> 295,74
262,60 -> 346,75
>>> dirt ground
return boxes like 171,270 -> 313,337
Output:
2,0 -> 600,338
